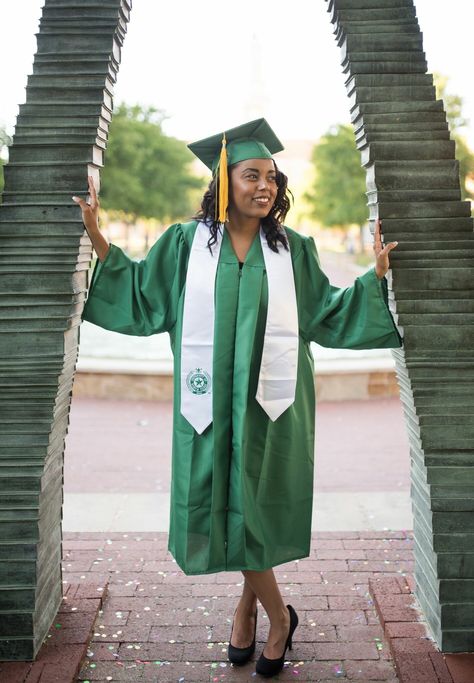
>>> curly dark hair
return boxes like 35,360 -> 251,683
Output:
193,160 -> 293,255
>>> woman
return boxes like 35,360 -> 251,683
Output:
73,118 -> 402,678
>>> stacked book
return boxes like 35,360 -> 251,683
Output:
327,0 -> 474,653
0,0 -> 131,660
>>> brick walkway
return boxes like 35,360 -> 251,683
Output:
4,529 -> 472,682
66,531 -> 414,682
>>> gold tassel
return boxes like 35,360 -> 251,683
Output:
215,133 -> 228,223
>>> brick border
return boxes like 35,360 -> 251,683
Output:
0,583 -> 107,683
370,577 -> 474,683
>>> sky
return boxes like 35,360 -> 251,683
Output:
1,0 -> 474,148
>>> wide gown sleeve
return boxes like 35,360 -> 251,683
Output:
299,236 -> 403,349
81,222 -> 186,336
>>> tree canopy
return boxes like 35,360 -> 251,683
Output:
100,104 -> 203,221
304,123 -> 367,230
433,73 -> 474,200
305,74 -> 474,236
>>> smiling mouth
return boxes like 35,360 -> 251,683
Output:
253,197 -> 270,205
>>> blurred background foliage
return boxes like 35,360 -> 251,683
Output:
1,73 -> 473,245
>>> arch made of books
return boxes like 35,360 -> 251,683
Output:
327,0 -> 474,652
0,0 -> 131,659
0,0 -> 473,661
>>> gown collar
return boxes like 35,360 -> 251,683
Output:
220,225 -> 264,268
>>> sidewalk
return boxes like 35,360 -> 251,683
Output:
63,396 -> 412,533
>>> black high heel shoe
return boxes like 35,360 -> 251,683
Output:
228,607 -> 258,665
255,604 -> 298,678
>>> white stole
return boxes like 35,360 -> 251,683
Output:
180,222 -> 223,435
180,221 -> 299,434
255,228 -> 299,420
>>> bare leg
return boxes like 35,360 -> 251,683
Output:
242,569 -> 290,659
230,576 -> 258,648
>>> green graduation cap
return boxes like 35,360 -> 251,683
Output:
188,118 -> 285,222
188,117 -> 284,172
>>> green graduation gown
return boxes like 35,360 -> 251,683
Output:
81,220 -> 403,575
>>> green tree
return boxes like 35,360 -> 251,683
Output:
100,104 -> 203,223
304,124 -> 367,251
433,73 -> 474,200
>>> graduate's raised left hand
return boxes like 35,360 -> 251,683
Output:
373,219 -> 398,279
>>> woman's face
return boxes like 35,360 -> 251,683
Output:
228,158 -> 278,221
